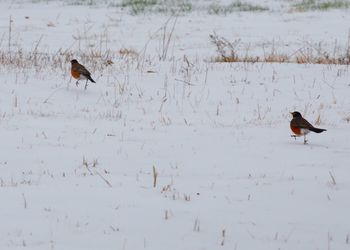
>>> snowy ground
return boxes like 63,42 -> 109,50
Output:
0,1 -> 350,250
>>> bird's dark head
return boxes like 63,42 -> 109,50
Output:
290,111 -> 302,118
70,59 -> 78,64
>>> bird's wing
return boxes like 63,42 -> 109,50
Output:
76,64 -> 91,76
294,117 -> 314,129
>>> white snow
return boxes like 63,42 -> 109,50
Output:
0,1 -> 350,249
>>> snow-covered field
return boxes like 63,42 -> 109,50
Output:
1,1 -> 350,249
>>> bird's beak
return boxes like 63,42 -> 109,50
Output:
290,112 -> 293,115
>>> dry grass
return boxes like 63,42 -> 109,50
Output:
212,53 -> 350,65
118,48 -> 139,58
0,48 -> 117,72
210,33 -> 350,65
2,33 -> 350,74
0,15 -> 181,73
292,0 -> 350,12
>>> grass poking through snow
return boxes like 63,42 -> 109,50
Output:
293,0 -> 350,11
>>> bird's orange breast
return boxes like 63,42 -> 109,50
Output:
290,125 -> 301,135
71,69 -> 80,79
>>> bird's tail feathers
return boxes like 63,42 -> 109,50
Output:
309,127 -> 326,133
88,75 -> 96,83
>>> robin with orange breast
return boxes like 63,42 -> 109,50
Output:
70,59 -> 96,90
290,111 -> 326,144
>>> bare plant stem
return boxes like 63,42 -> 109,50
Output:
152,165 -> 158,188
83,156 -> 112,188
8,15 -> 12,52
329,171 -> 336,186
22,193 -> 27,209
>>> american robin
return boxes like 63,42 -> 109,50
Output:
290,111 -> 326,144
70,59 -> 96,90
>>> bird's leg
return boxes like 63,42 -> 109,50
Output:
75,80 -> 79,86
303,135 -> 308,144
84,80 -> 88,90
291,135 -> 297,140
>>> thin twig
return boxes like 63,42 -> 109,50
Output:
8,15 -> 12,52
42,86 -> 65,104
174,78 -> 197,86
22,193 -> 27,209
329,171 -> 336,186
94,169 -> 113,188
152,165 -> 158,188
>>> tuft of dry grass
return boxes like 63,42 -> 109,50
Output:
118,48 -> 139,58
265,53 -> 288,63
210,33 -> 240,62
